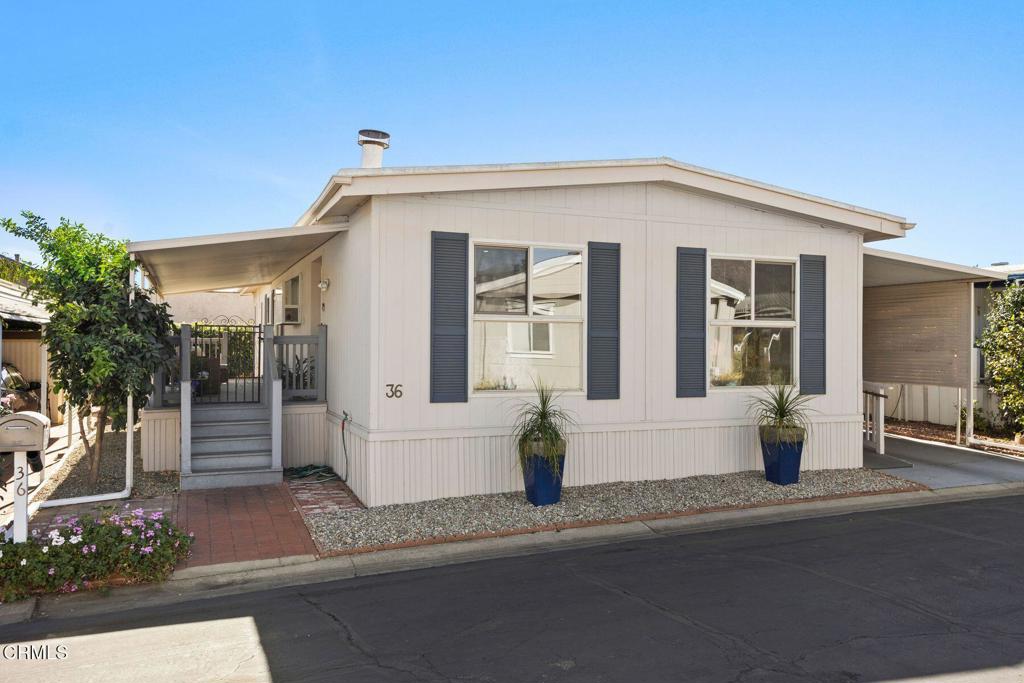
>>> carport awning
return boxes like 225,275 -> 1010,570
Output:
864,248 -> 1004,287
0,280 -> 49,324
129,223 -> 347,295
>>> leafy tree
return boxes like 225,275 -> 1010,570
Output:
1,212 -> 175,485
977,282 -> 1024,435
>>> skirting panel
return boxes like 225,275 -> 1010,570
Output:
281,404 -> 329,468
140,409 -> 180,472
354,419 -> 863,507
141,404 -> 330,473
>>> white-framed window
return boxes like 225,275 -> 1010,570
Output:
709,257 -> 796,388
282,275 -> 301,325
507,321 -> 553,356
472,243 -> 583,392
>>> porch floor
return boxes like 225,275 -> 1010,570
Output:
865,435 -> 1024,489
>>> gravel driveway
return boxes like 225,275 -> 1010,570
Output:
306,468 -> 919,553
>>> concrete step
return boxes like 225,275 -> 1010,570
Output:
192,419 -> 271,439
192,405 -> 270,424
191,450 -> 273,472
180,467 -> 282,490
191,434 -> 272,455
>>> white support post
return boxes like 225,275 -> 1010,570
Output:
956,387 -> 963,446
967,282 -> 976,442
271,378 -> 282,470
12,451 -> 28,542
875,393 -> 885,456
180,323 -> 192,475
126,262 -> 136,493
39,326 -> 48,420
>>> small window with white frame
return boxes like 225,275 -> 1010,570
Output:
472,244 -> 583,391
282,275 -> 301,324
709,257 -> 796,387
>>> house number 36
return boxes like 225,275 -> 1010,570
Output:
385,384 -> 403,398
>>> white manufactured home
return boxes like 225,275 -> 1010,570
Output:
130,131 -> 1001,506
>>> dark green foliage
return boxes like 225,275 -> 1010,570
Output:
0,507 -> 192,602
978,284 -> 1024,434
510,382 -> 577,478
1,212 -> 176,483
748,384 -> 815,443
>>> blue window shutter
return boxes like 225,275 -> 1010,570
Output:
799,254 -> 826,395
430,231 -> 468,402
587,242 -> 620,400
677,247 -> 707,398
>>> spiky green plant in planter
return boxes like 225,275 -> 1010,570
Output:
748,385 -> 815,485
510,382 -> 577,506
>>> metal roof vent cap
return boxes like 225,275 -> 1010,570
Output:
357,129 -> 390,168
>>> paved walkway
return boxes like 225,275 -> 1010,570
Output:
866,435 -> 1024,488
176,485 -> 317,568
7,492 -> 1024,682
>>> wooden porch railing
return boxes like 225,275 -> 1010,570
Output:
273,324 -> 327,402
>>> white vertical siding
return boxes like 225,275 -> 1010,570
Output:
281,403 -> 328,468
141,403 -> 328,472
344,182 -> 864,506
140,408 -> 180,471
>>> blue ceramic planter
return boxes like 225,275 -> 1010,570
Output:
522,452 -> 566,506
759,429 -> 804,485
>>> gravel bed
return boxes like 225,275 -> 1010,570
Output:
32,425 -> 179,501
306,468 -> 919,553
887,419 -> 1023,457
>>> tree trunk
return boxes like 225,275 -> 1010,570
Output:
86,406 -> 108,486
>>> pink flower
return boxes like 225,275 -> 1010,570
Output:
90,544 -> 96,552
141,546 -> 153,555
82,547 -> 89,555
48,567 -> 55,575
132,508 -> 144,517
122,528 -> 132,536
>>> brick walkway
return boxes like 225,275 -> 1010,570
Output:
176,484 -> 317,568
288,478 -> 364,515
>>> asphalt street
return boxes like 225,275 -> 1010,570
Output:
4,494 -> 1024,682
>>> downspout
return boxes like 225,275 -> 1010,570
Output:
39,256 -> 138,508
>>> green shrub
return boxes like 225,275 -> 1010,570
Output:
0,507 -> 192,602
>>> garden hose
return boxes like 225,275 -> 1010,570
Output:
284,464 -> 340,483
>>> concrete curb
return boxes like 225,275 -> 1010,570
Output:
0,597 -> 36,626
17,481 -> 1024,625
170,554 -> 318,581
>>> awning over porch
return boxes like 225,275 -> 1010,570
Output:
128,222 -> 347,294
863,247 -> 1003,287
862,247 -> 1004,390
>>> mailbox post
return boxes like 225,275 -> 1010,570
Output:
1,411 -> 51,542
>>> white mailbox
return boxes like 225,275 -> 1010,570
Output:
0,411 -> 51,452
0,411 -> 50,543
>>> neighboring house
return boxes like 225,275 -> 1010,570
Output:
0,275 -> 62,424
128,130 -> 1000,505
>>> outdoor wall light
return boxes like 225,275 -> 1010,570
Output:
318,279 -> 331,292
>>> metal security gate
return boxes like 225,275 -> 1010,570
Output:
189,324 -> 263,403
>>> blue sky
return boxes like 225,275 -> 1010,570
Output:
1,1 -> 1021,266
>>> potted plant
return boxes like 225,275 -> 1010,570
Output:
511,382 -> 576,506
748,384 -> 814,485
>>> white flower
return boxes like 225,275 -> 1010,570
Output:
42,546 -> 48,554
69,535 -> 82,545
51,536 -> 65,546
0,549 -> 3,558
48,529 -> 60,539
20,559 -> 27,566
